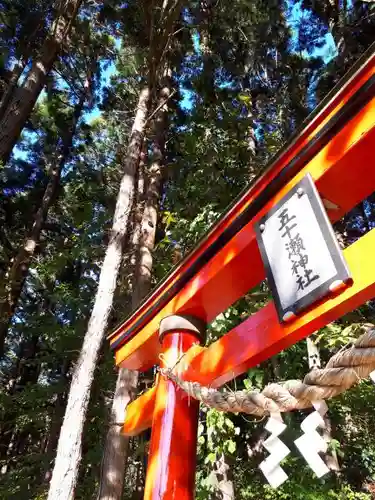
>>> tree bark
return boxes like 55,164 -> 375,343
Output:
97,369 -> 138,500
0,62 -> 25,120
0,0 -> 83,165
42,361 -> 72,484
131,78 -> 168,306
0,334 -> 40,473
47,86 -> 151,500
0,80 -> 88,357
97,80 -> 169,500
0,4 -> 48,119
97,147 -> 147,500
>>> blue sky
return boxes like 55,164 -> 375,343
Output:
286,0 -> 337,63
12,57 -> 117,161
178,1 -> 337,112
13,2 -> 338,160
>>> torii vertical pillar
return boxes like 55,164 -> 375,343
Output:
144,315 -> 206,500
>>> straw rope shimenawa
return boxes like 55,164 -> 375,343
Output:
160,324 -> 375,417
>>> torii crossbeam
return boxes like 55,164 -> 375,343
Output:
108,45 -> 375,499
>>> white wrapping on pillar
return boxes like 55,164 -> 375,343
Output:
369,370 -> 375,384
294,400 -> 330,478
259,413 -> 290,488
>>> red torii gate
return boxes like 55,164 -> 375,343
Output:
109,45 -> 375,499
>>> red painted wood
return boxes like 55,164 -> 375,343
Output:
115,97 -> 375,370
123,229 -> 375,436
109,54 -> 375,354
144,332 -> 200,500
122,385 -> 155,436
182,229 -> 375,387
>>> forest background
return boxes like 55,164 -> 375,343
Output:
0,0 -> 375,498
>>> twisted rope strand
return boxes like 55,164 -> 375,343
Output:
160,325 -> 375,416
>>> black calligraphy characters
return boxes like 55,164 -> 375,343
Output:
278,207 -> 319,291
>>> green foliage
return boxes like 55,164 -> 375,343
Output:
0,0 -> 375,498
238,480 -> 370,500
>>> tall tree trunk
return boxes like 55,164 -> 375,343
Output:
97,146 -> 147,500
47,86 -> 151,500
0,62 -> 25,120
0,0 -> 83,164
0,334 -> 40,473
0,4 -> 48,119
132,77 -> 168,306
97,79 -> 169,500
42,361 -> 71,484
97,368 -> 138,500
0,82 -> 88,357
